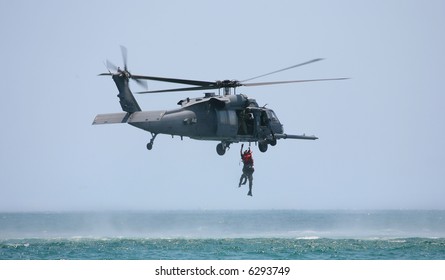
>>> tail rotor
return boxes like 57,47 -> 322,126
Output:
99,46 -> 148,90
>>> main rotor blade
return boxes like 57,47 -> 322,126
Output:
137,85 -> 217,94
241,58 -> 324,82
243,77 -> 349,87
131,74 -> 214,87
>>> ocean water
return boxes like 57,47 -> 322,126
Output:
0,210 -> 444,260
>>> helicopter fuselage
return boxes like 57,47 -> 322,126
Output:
94,64 -> 319,155
126,93 -> 284,143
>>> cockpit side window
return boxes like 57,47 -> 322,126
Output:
267,110 -> 279,121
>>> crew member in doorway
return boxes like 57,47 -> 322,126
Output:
238,144 -> 254,196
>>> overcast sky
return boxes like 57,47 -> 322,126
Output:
1,0 -> 444,211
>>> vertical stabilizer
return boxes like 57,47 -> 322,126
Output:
112,73 -> 141,113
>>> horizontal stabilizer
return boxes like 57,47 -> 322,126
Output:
92,113 -> 130,125
274,133 -> 318,140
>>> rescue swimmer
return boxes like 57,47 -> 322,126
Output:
238,144 -> 254,196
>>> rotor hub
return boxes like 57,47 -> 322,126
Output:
215,80 -> 242,88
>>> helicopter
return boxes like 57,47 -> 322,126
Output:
93,46 -> 347,155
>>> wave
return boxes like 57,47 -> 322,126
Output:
1,210 -> 444,240
2,236 -> 445,260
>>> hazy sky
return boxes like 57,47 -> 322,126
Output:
1,0 -> 444,211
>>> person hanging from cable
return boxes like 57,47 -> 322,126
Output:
238,143 -> 254,196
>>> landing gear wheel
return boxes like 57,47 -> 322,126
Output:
146,143 -> 153,150
269,138 -> 277,146
216,143 -> 226,155
259,141 -> 268,153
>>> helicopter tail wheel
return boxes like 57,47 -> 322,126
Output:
259,141 -> 268,153
146,133 -> 157,151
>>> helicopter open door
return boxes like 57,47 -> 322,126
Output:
236,109 -> 255,136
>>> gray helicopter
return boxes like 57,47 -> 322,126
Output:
93,47 -> 347,155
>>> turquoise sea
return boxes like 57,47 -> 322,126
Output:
1,210 -> 444,260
